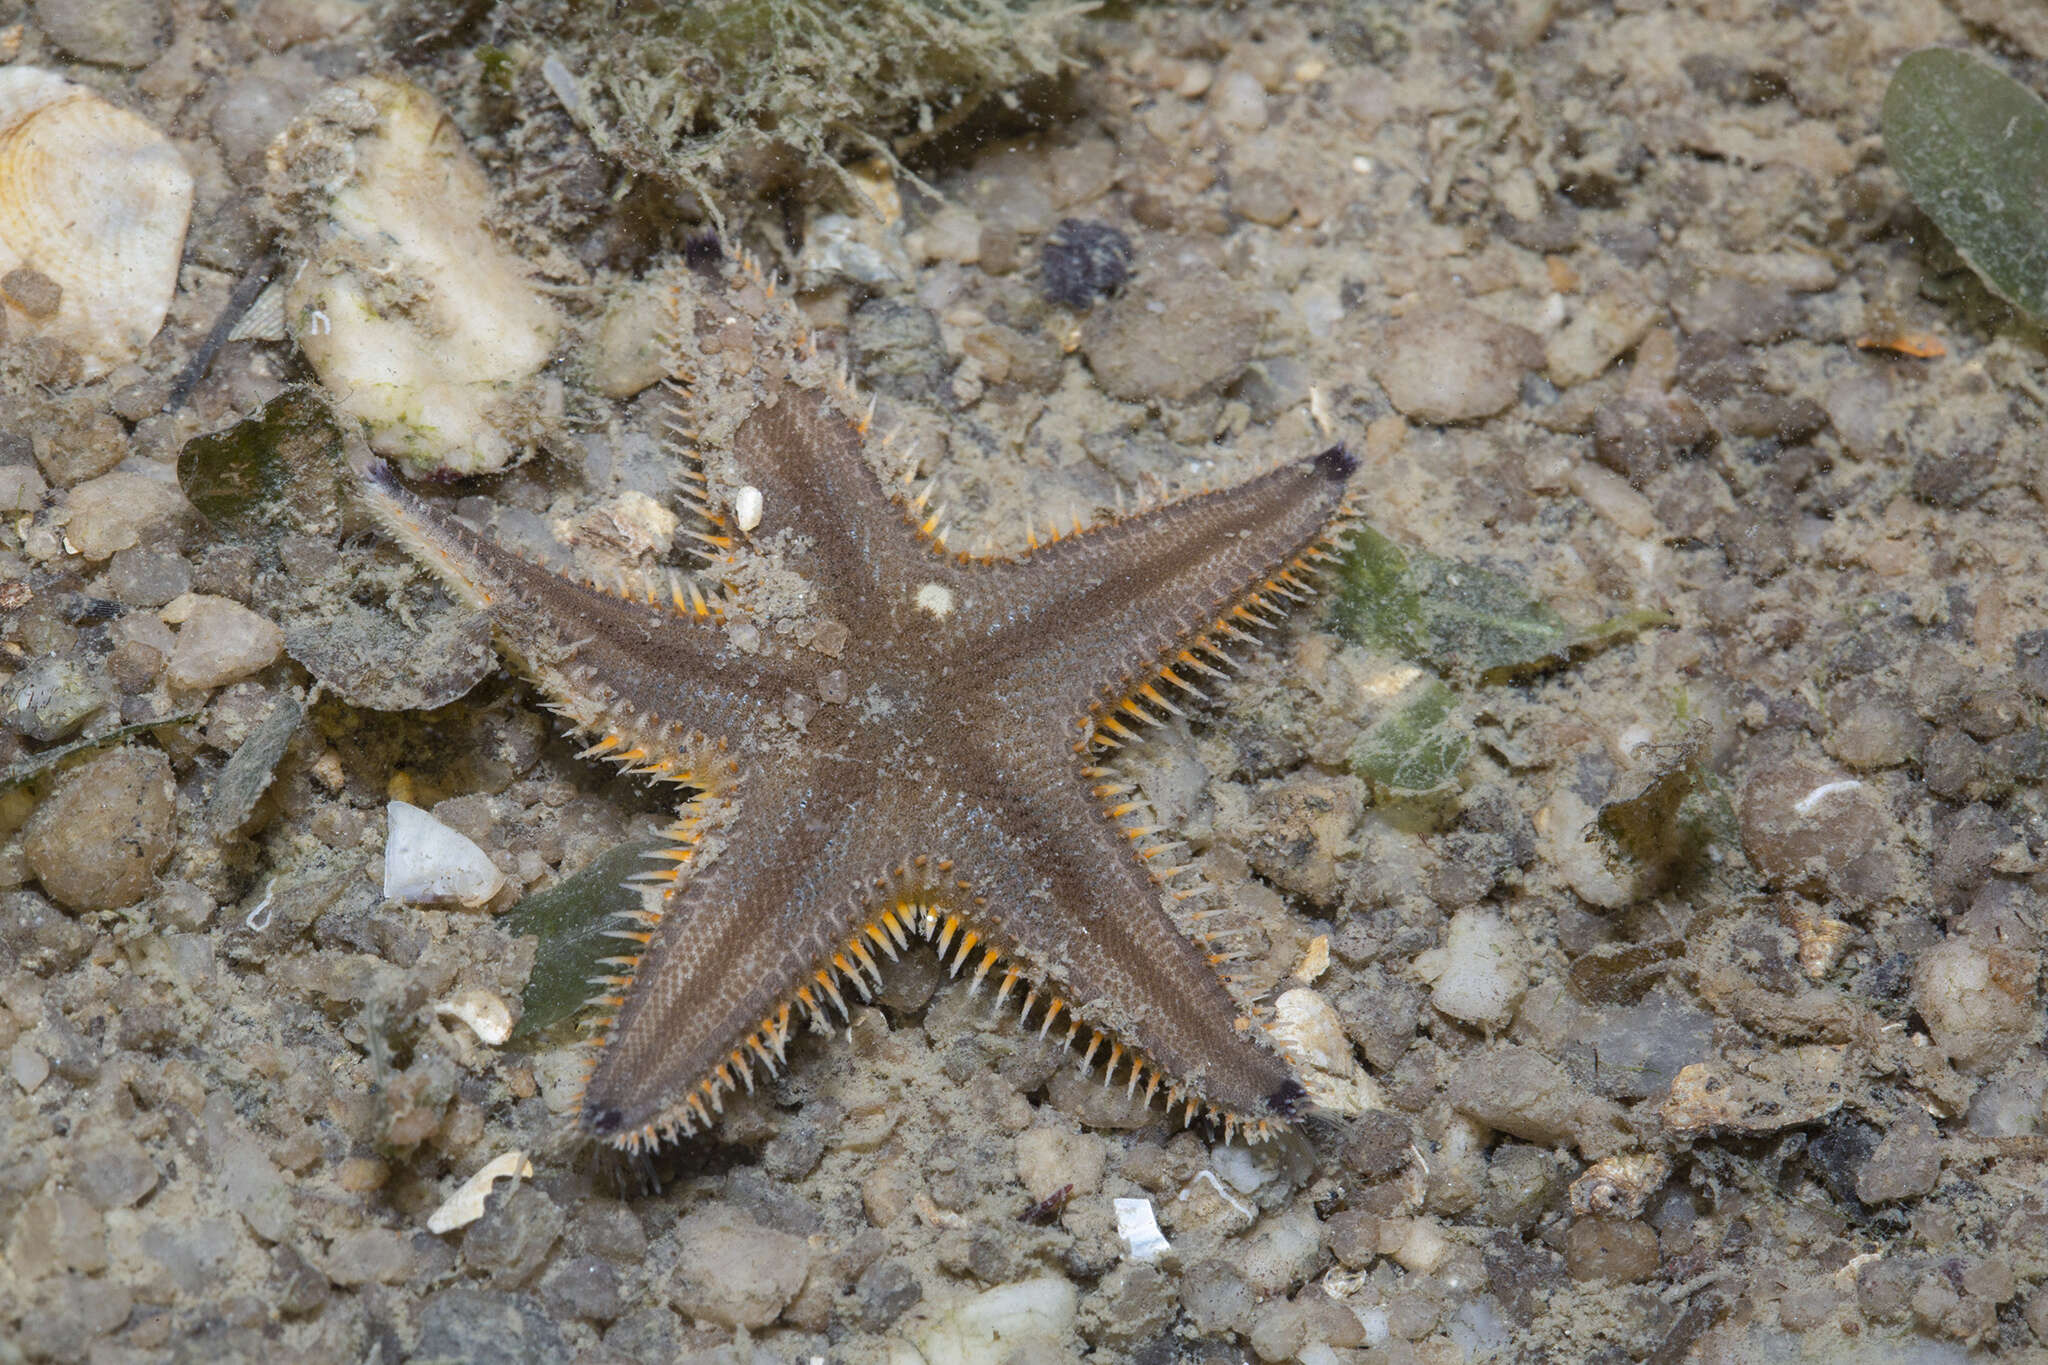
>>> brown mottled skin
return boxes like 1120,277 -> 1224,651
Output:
358,351 -> 1357,1153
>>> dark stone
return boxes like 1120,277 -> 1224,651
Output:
413,1286 -> 570,1365
849,299 -> 948,401
1342,1110 -> 1415,1181
855,1258 -> 923,1330
537,1254 -> 623,1324
0,890 -> 93,976
1592,393 -> 1716,485
1038,219 -> 1133,310
1806,1114 -> 1879,1214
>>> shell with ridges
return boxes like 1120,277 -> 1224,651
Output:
0,67 -> 193,379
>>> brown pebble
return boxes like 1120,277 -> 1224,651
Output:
22,747 -> 176,912
336,1156 -> 390,1193
1,267 -> 62,320
1562,1217 -> 1659,1283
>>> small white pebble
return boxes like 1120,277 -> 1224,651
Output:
915,581 -> 955,618
734,484 -> 764,532
383,800 -> 507,907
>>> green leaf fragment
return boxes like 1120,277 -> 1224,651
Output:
177,387 -> 352,543
1329,524 -> 1668,678
1350,677 -> 1470,796
1882,47 -> 2048,324
502,839 -> 666,1039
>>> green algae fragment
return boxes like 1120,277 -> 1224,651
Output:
1349,677 -> 1469,797
1329,525 -> 1669,680
503,839 -> 665,1039
177,387 -> 351,543
1882,48 -> 2048,324
207,695 -> 304,835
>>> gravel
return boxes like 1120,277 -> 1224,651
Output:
21,746 -> 176,912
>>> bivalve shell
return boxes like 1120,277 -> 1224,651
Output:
0,67 -> 193,379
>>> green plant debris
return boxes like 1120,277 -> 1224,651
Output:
535,0 -> 1078,223
1329,525 -> 1671,679
1349,677 -> 1470,796
503,839 -> 666,1039
1882,47 -> 2048,325
177,387 -> 352,543
1594,725 -> 1706,868
0,713 -> 200,794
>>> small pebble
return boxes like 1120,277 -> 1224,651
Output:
1210,70 -> 1270,130
163,594 -> 284,690
72,1132 -> 158,1210
31,0 -> 165,67
1015,1125 -> 1105,1201
0,463 -> 47,512
1562,1218 -> 1659,1282
1,266 -> 62,319
1,656 -> 106,742
1413,909 -> 1528,1030
1737,761 -> 1892,893
1915,936 -> 2039,1074
22,747 -> 176,912
665,1204 -> 810,1329
1854,1111 -> 1941,1206
62,472 -> 190,561
101,548 -> 193,608
1084,258 -> 1258,402
1374,304 -> 1543,423
1039,219 -> 1132,310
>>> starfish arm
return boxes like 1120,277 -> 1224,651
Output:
966,747 -> 1304,1126
355,459 -> 800,762
963,447 -> 1358,723
728,386 -> 959,615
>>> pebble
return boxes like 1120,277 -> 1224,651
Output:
666,1204 -> 809,1329
855,1258 -> 923,1331
414,1286 -> 571,1365
1561,1218 -> 1659,1282
2,656 -> 107,742
0,889 -> 92,975
1736,760 -> 1892,894
461,1184 -> 565,1288
850,298 -> 949,401
101,547 -> 193,608
35,413 -> 126,487
1015,1125 -> 1106,1201
210,70 -> 309,184
2,266 -> 61,319
1855,1110 -> 1941,1206
1546,291 -> 1659,387
63,472 -> 190,561
162,593 -> 284,690
1211,70 -> 1270,129
10,1189 -> 106,1276
72,1131 -> 159,1209
322,1226 -> 418,1286
1083,256 -> 1259,402
1412,909 -> 1528,1030
33,0 -> 166,67
1824,698 -> 1925,771
587,281 -> 671,399
538,1254 -> 624,1323
1038,218 -> 1133,310
1449,1044 -> 1631,1158
1592,392 -> 1715,485
1374,305 -> 1543,423
0,462 -> 47,512
22,746 -> 176,912
1914,935 -> 2040,1074
916,1277 -> 1078,1364
1229,168 -> 1296,226
1236,1207 -> 1327,1294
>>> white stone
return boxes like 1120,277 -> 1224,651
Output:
916,1278 -> 1079,1365
1413,909 -> 1527,1030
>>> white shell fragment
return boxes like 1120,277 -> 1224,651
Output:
1569,1152 -> 1671,1221
426,1149 -> 532,1235
1113,1196 -> 1171,1263
1268,986 -> 1385,1117
269,76 -> 560,476
0,67 -> 193,379
383,800 -> 506,907
435,988 -> 513,1045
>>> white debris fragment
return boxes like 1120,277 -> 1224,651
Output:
735,484 -> 764,532
435,989 -> 514,1046
426,1149 -> 532,1234
1114,1196 -> 1171,1263
383,800 -> 507,907
1268,986 -> 1384,1116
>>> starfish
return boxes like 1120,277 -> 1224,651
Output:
354,257 -> 1361,1154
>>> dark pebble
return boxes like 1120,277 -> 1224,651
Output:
1039,219 -> 1133,310
460,1185 -> 565,1288
414,1286 -> 571,1365
855,1258 -> 923,1330
0,889 -> 93,976
850,299 -> 949,401
538,1254 -> 623,1324
1592,392 -> 1715,485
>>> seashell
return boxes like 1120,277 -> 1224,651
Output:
269,76 -> 560,477
1268,985 -> 1385,1117
382,799 -> 507,907
0,67 -> 193,380
425,1149 -> 532,1235
434,988 -> 514,1046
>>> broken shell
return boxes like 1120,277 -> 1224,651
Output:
382,799 -> 507,907
426,1149 -> 532,1234
269,76 -> 559,477
435,988 -> 513,1045
1569,1152 -> 1671,1221
0,67 -> 193,379
1268,985 -> 1384,1117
